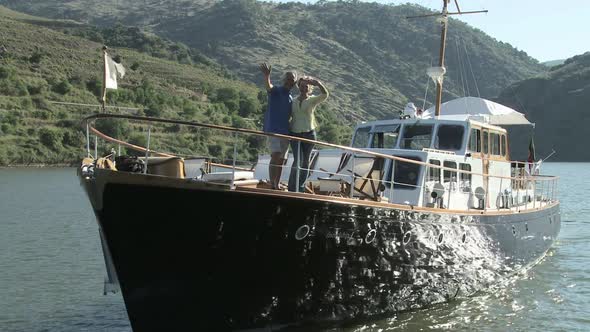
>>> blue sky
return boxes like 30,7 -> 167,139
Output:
274,0 -> 590,62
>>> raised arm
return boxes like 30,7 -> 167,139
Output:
310,78 -> 329,98
259,63 -> 273,91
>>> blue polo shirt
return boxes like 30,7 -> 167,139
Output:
263,86 -> 292,135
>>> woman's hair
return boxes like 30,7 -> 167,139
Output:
298,76 -> 314,93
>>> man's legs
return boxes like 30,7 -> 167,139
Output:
269,152 -> 284,189
269,137 -> 289,189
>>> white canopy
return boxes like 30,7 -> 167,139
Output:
425,97 -> 531,125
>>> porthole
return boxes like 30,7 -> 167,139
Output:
295,225 -> 310,240
403,231 -> 412,244
365,229 -> 377,244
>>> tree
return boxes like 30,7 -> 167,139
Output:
39,128 -> 63,150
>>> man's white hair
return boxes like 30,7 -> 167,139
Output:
283,70 -> 298,82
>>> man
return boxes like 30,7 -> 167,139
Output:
259,63 -> 297,189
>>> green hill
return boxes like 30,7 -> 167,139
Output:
0,0 -> 546,122
0,5 -> 304,166
497,52 -> 590,161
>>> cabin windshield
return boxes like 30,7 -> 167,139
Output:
435,125 -> 465,151
400,124 -> 433,150
370,124 -> 400,148
352,126 -> 371,148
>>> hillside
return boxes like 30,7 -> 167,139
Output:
0,5 -> 319,165
497,52 -> 590,161
542,59 -> 566,67
0,0 -> 546,122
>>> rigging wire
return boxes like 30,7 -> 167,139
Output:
455,38 -> 467,97
422,58 -> 433,110
462,38 -> 481,97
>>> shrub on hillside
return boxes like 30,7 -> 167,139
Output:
27,82 -> 48,95
214,87 -> 240,113
52,80 -> 73,95
238,96 -> 260,117
39,127 -> 63,150
29,50 -> 46,64
0,149 -> 9,166
95,118 -> 129,139
62,130 -> 84,147
127,133 -> 148,156
1,111 -> 21,126
144,104 -> 163,117
0,78 -> 29,96
20,97 -> 33,110
0,65 -> 15,79
1,123 -> 11,135
32,110 -> 54,120
208,143 -> 223,157
182,104 -> 199,118
86,77 -> 103,97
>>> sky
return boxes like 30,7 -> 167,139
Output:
274,0 -> 590,62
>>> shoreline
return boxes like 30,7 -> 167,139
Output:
0,163 -> 75,168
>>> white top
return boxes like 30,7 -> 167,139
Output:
426,97 -> 531,125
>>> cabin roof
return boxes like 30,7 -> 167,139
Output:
356,117 -> 507,134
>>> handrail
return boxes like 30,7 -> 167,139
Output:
82,113 -> 558,184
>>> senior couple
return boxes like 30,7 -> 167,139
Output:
259,63 -> 329,193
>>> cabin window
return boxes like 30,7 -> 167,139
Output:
400,124 -> 433,150
483,131 -> 489,154
501,135 -> 507,156
384,157 -> 422,190
468,128 -> 481,152
436,125 -> 465,151
490,133 -> 501,155
352,127 -> 371,148
370,124 -> 400,148
443,161 -> 457,184
459,163 -> 472,192
427,159 -> 441,182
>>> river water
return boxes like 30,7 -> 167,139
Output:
0,163 -> 588,331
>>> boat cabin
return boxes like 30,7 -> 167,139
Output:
298,117 -> 515,211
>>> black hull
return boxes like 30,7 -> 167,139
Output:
81,170 -> 560,331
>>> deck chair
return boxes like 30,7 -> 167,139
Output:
320,153 -> 386,201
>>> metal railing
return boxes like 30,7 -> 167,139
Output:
83,114 -> 559,212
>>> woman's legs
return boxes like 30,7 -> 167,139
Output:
288,131 -> 316,192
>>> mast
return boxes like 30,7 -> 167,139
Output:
407,1 -> 487,117
434,0 -> 449,117
102,46 -> 108,113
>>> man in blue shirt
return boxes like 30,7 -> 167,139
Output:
260,63 -> 297,190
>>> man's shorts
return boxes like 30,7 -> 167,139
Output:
269,137 -> 289,159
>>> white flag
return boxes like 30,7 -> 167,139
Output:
105,53 -> 126,90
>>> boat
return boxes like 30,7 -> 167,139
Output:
78,1 -> 560,331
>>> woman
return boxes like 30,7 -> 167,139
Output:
288,76 -> 329,192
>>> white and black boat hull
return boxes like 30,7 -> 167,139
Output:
80,169 -> 560,331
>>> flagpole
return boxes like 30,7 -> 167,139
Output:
102,45 -> 108,113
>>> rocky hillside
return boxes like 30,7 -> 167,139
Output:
497,52 -> 590,161
0,0 -> 546,122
